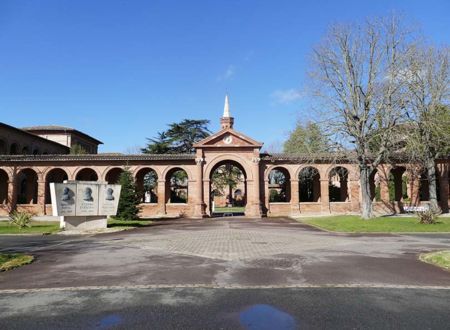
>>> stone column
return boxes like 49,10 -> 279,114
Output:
408,171 -> 420,205
203,179 -> 211,216
157,179 -> 166,216
37,180 -> 46,214
380,171 -> 390,203
264,179 -> 270,216
247,157 -> 262,218
290,179 -> 300,216
192,157 -> 206,218
7,180 -> 16,212
320,179 -> 330,213
439,165 -> 449,212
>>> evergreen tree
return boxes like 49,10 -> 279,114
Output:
283,121 -> 330,154
117,168 -> 141,220
142,119 -> 211,154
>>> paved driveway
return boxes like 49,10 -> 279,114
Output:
0,217 -> 449,290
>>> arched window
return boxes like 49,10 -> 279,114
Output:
299,167 -> 320,202
10,143 -> 19,155
369,170 -> 382,202
16,169 -> 38,204
0,169 -> 8,204
136,168 -> 158,203
166,168 -> 188,203
0,139 -> 7,155
389,167 -> 408,202
268,167 -> 291,202
329,167 -> 349,202
21,146 -> 30,155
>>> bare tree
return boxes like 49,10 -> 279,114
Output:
403,45 -> 450,212
309,16 -> 412,219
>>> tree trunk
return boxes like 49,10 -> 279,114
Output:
426,157 -> 440,213
360,166 -> 374,219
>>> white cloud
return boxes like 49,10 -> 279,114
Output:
217,65 -> 235,81
271,89 -> 303,105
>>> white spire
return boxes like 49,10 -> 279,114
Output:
223,94 -> 230,118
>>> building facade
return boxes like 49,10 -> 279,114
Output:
0,99 -> 449,218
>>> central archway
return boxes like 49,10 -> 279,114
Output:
209,160 -> 247,216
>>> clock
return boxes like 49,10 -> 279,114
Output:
223,135 -> 233,145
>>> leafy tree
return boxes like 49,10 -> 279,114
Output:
142,119 -> 211,154
211,164 -> 244,203
117,168 -> 141,220
283,121 -> 330,154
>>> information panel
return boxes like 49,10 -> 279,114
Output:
50,182 -> 122,217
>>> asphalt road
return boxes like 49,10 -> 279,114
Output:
1,287 -> 449,329
1,218 -> 449,329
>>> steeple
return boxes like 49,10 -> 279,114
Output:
223,94 -> 230,117
220,94 -> 234,129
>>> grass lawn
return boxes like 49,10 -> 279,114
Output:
0,253 -> 34,271
298,215 -> 450,233
0,221 -> 60,234
214,207 -> 245,213
420,251 -> 450,271
107,218 -> 154,228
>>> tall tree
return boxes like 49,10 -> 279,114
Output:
309,16 -> 411,219
117,168 -> 141,220
142,119 -> 211,154
403,45 -> 450,212
211,164 -> 244,202
283,121 -> 330,154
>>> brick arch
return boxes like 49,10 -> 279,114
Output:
161,165 -> 192,182
135,167 -> 160,203
15,168 -> 39,204
204,154 -> 253,181
44,168 -> 69,204
133,166 -> 162,180
264,164 -> 294,181
324,164 -> 355,179
103,166 -> 125,184
0,168 -> 9,204
73,167 -> 100,181
9,141 -> 20,155
265,165 -> 292,203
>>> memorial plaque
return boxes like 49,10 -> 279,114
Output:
98,184 -> 121,216
75,183 -> 99,216
51,183 -> 76,216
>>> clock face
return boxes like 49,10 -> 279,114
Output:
223,135 -> 233,145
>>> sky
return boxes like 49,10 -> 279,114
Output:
0,0 -> 449,153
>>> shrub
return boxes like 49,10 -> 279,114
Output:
416,209 -> 439,224
117,168 -> 141,220
9,211 -> 33,229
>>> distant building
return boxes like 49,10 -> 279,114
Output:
0,122 -> 70,155
22,125 -> 102,154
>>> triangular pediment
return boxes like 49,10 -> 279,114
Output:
194,128 -> 263,149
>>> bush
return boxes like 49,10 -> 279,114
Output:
9,211 -> 33,229
416,209 -> 439,224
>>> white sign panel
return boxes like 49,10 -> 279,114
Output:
50,182 -> 121,216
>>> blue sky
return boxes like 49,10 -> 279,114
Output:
0,0 -> 449,153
